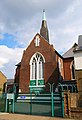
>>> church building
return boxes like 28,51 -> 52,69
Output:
14,10 -> 77,94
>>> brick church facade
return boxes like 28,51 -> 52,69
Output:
14,10 -> 77,94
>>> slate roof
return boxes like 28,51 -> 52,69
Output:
63,43 -> 78,58
60,79 -> 77,85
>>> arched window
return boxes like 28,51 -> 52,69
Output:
30,52 -> 45,86
31,58 -> 36,80
70,61 -> 75,80
58,58 -> 62,73
34,35 -> 40,46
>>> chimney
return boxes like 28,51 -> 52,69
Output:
78,35 -> 82,48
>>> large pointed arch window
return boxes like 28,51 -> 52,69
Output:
30,53 -> 45,86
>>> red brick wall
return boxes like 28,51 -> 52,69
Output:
63,58 -> 73,80
15,33 -> 64,93
56,53 -> 64,80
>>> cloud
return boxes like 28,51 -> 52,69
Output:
0,0 -> 82,78
0,46 -> 24,64
0,45 -> 24,78
48,0 -> 82,53
0,0 -> 76,36
0,58 -> 8,68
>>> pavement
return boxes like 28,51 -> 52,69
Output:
0,113 -> 79,120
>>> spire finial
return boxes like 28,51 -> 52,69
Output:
42,9 -> 46,21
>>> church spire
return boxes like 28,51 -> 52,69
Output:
40,9 -> 49,42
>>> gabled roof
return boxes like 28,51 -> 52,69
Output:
63,43 -> 78,58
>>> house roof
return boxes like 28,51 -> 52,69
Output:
63,43 -> 78,58
7,79 -> 14,83
60,79 -> 77,85
0,71 -> 7,78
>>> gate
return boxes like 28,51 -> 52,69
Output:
5,83 -> 64,117
5,92 -> 64,117
0,94 -> 5,112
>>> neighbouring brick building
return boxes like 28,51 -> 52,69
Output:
14,10 -> 77,94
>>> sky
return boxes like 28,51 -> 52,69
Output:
0,0 -> 82,79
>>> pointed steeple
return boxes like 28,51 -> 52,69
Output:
40,9 -> 49,42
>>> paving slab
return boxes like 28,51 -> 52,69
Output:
0,113 -> 78,120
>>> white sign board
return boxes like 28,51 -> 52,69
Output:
7,93 -> 14,99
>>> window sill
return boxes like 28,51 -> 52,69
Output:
29,85 -> 45,88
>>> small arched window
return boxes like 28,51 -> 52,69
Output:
58,58 -> 62,73
70,61 -> 75,79
71,61 -> 75,79
34,35 -> 40,46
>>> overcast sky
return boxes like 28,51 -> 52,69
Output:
0,0 -> 82,79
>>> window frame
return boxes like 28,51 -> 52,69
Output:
30,52 -> 45,87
